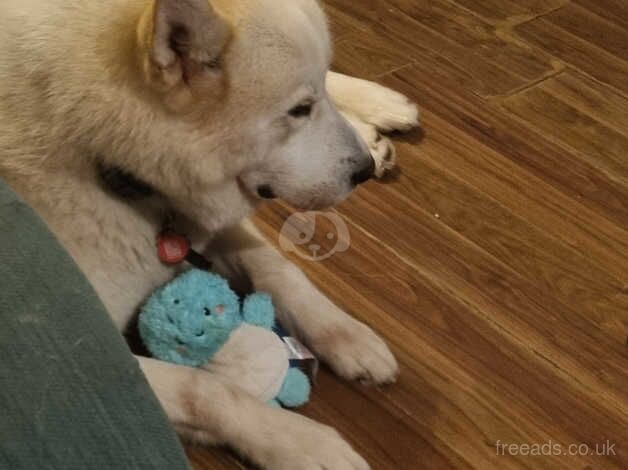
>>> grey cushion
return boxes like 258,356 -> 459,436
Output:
0,178 -> 189,469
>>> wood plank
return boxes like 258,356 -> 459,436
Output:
330,188 -> 628,399
324,0 -> 555,96
321,0 -> 379,32
402,109 -> 628,279
381,64 -> 628,228
571,0 -> 628,34
449,0 -> 567,24
542,3 -> 628,62
383,138 -> 628,341
305,372 -> 456,469
387,0 -> 556,80
501,87 -> 628,187
515,17 -> 628,96
331,20 -> 513,97
321,2 -> 361,42
333,32 -> 416,79
539,69 -> 628,136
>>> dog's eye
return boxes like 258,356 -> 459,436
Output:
203,58 -> 221,70
288,103 -> 313,118
204,307 -> 211,316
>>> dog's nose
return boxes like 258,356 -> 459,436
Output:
351,157 -> 376,186
257,184 -> 277,199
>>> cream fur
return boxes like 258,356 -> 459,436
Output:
0,0 -> 418,468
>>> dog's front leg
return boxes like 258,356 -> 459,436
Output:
138,356 -> 369,470
210,220 -> 398,384
326,71 -> 420,133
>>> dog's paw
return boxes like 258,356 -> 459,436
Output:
357,83 -> 420,133
253,409 -> 370,470
329,72 -> 419,133
261,266 -> 398,384
310,318 -> 399,385
342,112 -> 397,178
370,133 -> 397,178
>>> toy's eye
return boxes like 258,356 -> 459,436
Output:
204,307 -> 211,316
173,299 -> 180,305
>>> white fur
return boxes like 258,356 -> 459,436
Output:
0,0 -> 418,468
328,71 -> 420,132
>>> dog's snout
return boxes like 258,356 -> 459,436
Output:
351,157 -> 376,187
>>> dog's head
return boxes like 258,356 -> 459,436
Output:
135,0 -> 373,211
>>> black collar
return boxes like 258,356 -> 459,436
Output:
97,162 -> 156,201
97,160 -> 213,271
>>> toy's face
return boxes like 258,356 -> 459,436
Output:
140,271 -> 242,367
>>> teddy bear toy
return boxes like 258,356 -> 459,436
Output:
139,269 -> 311,408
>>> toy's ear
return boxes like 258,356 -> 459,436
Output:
242,293 -> 276,330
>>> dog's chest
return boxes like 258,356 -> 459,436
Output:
64,206 -> 180,330
31,184 -> 191,330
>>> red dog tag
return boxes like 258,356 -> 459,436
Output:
157,232 -> 190,265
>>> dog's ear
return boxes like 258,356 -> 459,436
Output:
141,0 -> 230,109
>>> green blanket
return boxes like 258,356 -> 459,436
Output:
0,179 -> 189,469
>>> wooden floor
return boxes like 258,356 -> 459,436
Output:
187,1 -> 628,468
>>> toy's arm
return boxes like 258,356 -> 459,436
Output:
242,293 -> 276,330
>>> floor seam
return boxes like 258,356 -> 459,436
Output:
489,66 -> 566,99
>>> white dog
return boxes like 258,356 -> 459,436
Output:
0,0 -> 419,468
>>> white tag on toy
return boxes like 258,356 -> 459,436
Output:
283,337 -> 314,360
282,336 -> 319,383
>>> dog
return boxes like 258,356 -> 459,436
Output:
0,0 -> 419,468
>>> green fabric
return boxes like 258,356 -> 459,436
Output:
0,179 -> 189,470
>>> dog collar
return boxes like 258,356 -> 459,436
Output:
97,162 -> 156,200
97,162 -> 212,270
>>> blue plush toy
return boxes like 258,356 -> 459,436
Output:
139,269 -> 310,408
